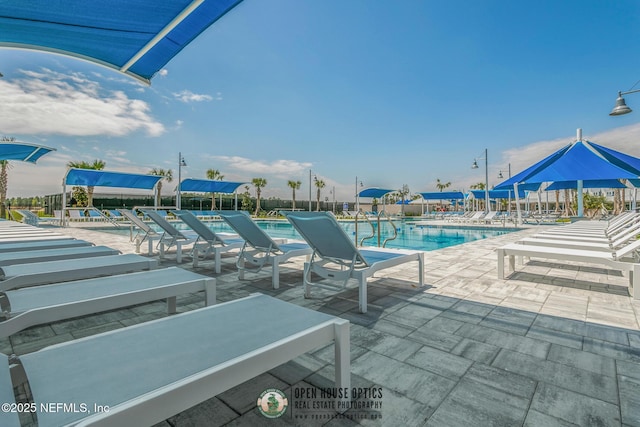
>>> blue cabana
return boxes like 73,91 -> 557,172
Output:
469,189 -> 526,199
179,179 -> 246,194
0,0 -> 244,84
418,191 -> 465,200
0,141 -> 55,163
358,188 -> 395,198
545,179 -> 626,191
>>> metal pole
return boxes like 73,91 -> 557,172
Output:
355,176 -> 359,212
177,152 -> 182,210
484,148 -> 490,213
309,170 -> 312,212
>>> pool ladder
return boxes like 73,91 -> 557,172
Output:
354,210 -> 398,248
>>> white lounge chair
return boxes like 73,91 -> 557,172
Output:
141,210 -> 198,263
6,293 -> 350,426
283,211 -> 424,313
216,210 -> 313,287
0,254 -> 158,292
497,242 -> 640,298
0,267 -> 215,338
0,245 -> 119,267
117,209 -> 160,254
173,210 -> 245,273
0,239 -> 92,253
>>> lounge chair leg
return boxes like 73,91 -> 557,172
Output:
272,257 -> 280,289
359,276 -> 367,314
166,297 -> 176,314
176,245 -> 183,263
204,278 -> 216,306
334,319 -> 351,412
304,262 -> 311,298
192,248 -> 199,268
238,257 -> 245,280
417,253 -> 424,286
215,250 -> 221,274
497,249 -> 505,279
509,254 -> 515,274
158,243 -> 165,260
148,239 -> 153,255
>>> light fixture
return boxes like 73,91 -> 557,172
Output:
471,149 -> 490,214
497,171 -> 503,179
610,89 -> 640,116
177,152 -> 187,209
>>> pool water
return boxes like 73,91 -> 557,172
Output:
106,219 -> 515,252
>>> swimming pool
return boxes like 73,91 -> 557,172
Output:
103,219 -> 516,252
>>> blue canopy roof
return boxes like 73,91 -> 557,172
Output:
495,141 -> 639,190
589,142 -> 640,175
358,188 -> 395,198
0,141 -> 55,163
418,191 -> 465,200
470,189 -> 526,199
0,0 -> 244,84
179,178 -> 246,193
545,179 -> 626,191
64,168 -> 162,189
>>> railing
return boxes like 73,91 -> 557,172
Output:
353,210 -> 399,248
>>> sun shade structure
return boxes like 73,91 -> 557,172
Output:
358,188 -> 395,198
0,142 -> 55,163
418,192 -> 465,200
545,179 -> 627,191
495,129 -> 640,218
0,0 -> 244,84
469,189 -> 526,199
179,178 -> 246,194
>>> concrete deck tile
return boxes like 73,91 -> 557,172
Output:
523,409 -> 582,427
404,345 -> 473,380
492,349 -> 618,404
455,323 -> 550,359
451,338 -> 501,364
583,337 -> 640,363
407,325 -> 464,352
218,373 -> 289,414
618,359 -> 640,381
618,375 -> 640,427
168,396 -> 240,427
547,344 -> 616,377
525,325 -> 584,349
529,382 -> 621,427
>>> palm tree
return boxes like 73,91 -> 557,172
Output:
0,137 -> 16,219
206,168 -> 224,209
149,168 -> 173,207
66,159 -> 106,206
314,178 -> 326,211
252,177 -> 267,215
435,178 -> 451,192
287,180 -> 301,210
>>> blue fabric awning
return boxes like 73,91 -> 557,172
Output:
179,178 -> 246,193
545,179 -> 626,191
358,188 -> 395,198
418,191 -> 465,200
0,142 -> 55,163
64,168 -> 162,189
495,141 -> 638,190
470,189 -> 526,199
0,0 -> 244,84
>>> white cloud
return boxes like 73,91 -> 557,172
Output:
210,155 -> 313,177
157,69 -> 168,77
0,68 -> 165,137
173,90 -> 213,103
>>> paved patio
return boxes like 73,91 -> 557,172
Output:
7,221 -> 640,426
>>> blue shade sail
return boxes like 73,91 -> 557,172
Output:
469,189 -> 526,199
0,142 -> 55,163
495,141 -> 639,190
358,188 -> 395,198
0,0 -> 244,84
65,169 -> 162,189
179,179 -> 246,193
588,142 -> 640,175
418,191 -> 465,200
545,179 -> 626,191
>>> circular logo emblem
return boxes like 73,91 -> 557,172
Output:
257,388 -> 288,419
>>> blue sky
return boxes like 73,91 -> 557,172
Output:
3,0 -> 640,203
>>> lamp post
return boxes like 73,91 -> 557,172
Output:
177,152 -> 187,209
471,148 -> 490,213
330,186 -> 336,213
498,164 -> 512,213
355,177 -> 363,212
308,170 -> 312,212
610,89 -> 640,116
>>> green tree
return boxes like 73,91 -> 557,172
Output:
287,180 -> 301,210
252,178 -> 267,215
435,178 -> 451,192
0,137 -> 16,219
66,159 -> 106,206
149,168 -> 173,207
71,186 -> 88,207
206,168 -> 224,209
240,185 -> 253,212
314,178 -> 326,211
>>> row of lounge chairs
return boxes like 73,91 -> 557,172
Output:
120,208 -> 424,313
0,219 -> 351,425
497,212 -> 640,298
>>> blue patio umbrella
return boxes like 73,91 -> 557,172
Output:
495,131 -> 639,218
0,142 -> 55,163
0,0 -> 244,84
